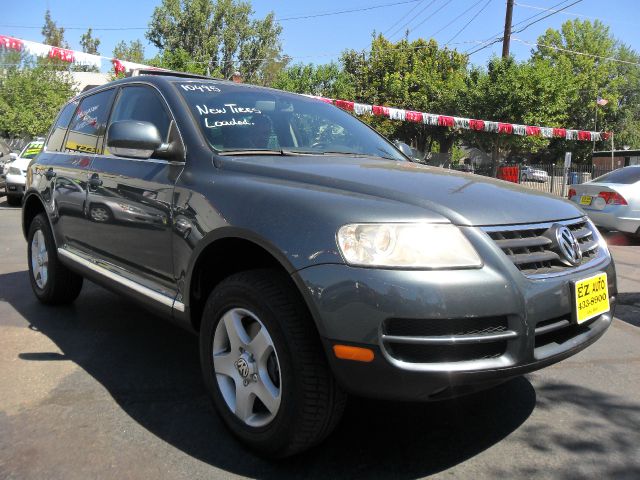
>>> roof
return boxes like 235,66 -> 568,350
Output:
593,150 -> 640,157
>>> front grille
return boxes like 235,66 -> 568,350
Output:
384,317 -> 509,337
386,342 -> 507,363
484,218 -> 599,276
533,315 -> 595,358
381,316 -> 515,364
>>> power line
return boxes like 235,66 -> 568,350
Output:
515,2 -> 626,25
427,0 -> 488,41
387,0 -> 440,39
464,0 -> 576,56
445,0 -> 493,45
0,1 -> 424,31
276,0 -> 422,21
464,0 -> 571,54
395,0 -> 452,40
513,37 -> 640,66
382,0 -> 426,36
511,0 -> 583,35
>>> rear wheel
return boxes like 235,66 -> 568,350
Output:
27,213 -> 83,304
199,269 -> 346,457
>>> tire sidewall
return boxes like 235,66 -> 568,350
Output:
27,215 -> 55,301
199,278 -> 302,454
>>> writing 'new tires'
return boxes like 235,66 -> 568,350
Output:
199,269 -> 346,457
27,213 -> 83,305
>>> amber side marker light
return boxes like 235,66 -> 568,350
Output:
333,345 -> 375,362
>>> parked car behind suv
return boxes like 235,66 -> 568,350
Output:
4,140 -> 43,205
23,71 -> 617,457
520,165 -> 549,183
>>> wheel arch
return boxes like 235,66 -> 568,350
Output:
22,193 -> 54,243
185,230 -> 320,335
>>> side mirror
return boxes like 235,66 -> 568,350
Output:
9,152 -> 17,161
107,120 -> 163,159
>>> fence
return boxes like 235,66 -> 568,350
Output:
448,163 -> 614,198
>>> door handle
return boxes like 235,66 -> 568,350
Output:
45,168 -> 56,181
88,173 -> 102,189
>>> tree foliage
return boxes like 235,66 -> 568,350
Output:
80,28 -> 101,55
41,10 -> 67,48
146,0 -> 285,83
0,60 -> 75,138
112,39 -> 146,63
340,35 -> 468,153
272,62 -> 352,98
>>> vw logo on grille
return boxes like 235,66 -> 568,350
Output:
235,358 -> 250,378
555,225 -> 582,266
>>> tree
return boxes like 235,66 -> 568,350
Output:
0,62 -> 75,138
113,39 -> 145,63
462,56 -> 573,164
532,19 -> 626,161
272,62 -> 352,99
41,9 -> 68,48
340,35 -> 468,154
80,28 -> 100,55
146,0 -> 285,82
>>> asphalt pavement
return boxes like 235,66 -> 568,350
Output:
1,197 -> 639,479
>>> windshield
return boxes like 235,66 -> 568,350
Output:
175,81 -> 405,160
19,141 -> 44,160
593,166 -> 640,184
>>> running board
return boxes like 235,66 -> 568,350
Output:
57,248 -> 185,313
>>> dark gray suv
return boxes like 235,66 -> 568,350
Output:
23,71 -> 616,457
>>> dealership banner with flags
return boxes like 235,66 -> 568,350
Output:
0,33 -> 613,142
306,95 -> 611,142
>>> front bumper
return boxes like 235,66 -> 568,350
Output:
584,206 -> 640,235
5,174 -> 26,196
294,239 -> 617,401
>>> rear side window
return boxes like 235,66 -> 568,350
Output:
65,89 -> 116,154
45,101 -> 77,152
108,85 -> 172,144
593,167 -> 640,184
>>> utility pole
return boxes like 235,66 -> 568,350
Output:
502,0 -> 514,58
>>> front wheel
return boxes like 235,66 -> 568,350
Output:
27,213 -> 83,304
199,269 -> 346,457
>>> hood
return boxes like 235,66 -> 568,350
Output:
9,157 -> 32,170
222,155 -> 584,226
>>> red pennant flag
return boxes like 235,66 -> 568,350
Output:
498,123 -> 513,134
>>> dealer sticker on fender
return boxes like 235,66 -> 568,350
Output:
574,272 -> 610,324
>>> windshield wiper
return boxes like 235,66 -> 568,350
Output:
219,149 -> 325,156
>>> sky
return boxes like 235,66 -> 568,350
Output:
1,0 -> 639,72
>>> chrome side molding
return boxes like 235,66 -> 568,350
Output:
57,248 -> 185,312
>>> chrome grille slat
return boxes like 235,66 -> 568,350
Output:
508,251 -> 561,265
580,239 -> 598,253
483,218 -> 600,277
494,237 -> 552,249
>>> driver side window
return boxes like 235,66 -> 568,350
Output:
107,85 -> 172,149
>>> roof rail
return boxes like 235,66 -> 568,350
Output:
128,68 -> 220,81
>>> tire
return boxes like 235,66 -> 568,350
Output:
89,203 -> 112,223
6,194 -> 21,206
199,269 -> 346,457
27,213 -> 83,305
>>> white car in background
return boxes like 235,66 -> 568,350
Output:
4,140 -> 44,206
568,166 -> 640,237
520,165 -> 549,183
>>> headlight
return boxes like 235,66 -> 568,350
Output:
336,223 -> 482,268
8,166 -> 21,175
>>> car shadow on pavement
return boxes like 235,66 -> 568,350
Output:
0,269 -> 539,478
616,292 -> 640,328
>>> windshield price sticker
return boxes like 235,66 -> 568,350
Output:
574,272 -> 610,324
180,84 -> 221,93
